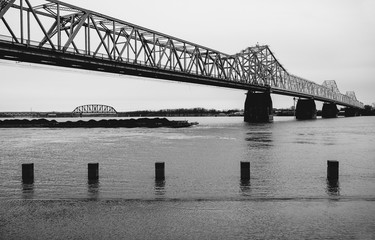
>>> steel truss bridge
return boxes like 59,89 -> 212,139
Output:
72,104 -> 117,115
0,0 -> 364,109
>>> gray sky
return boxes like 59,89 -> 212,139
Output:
1,0 -> 374,112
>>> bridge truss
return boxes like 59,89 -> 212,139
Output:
72,104 -> 117,115
0,0 -> 363,108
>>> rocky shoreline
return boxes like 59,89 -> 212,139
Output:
0,118 -> 198,128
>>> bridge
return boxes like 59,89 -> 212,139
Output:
72,104 -> 117,116
0,0 -> 364,122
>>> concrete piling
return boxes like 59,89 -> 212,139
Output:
155,162 -> 165,181
244,90 -> 273,123
19,161 -> 341,189
322,103 -> 338,118
88,163 -> 99,181
22,163 -> 34,183
295,99 -> 317,120
327,160 -> 339,180
240,161 -> 250,180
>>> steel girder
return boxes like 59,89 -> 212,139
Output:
72,104 -> 117,114
235,46 -> 363,108
0,0 -> 364,109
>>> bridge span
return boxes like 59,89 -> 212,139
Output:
72,104 -> 117,116
0,0 -> 364,122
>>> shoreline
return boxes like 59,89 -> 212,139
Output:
0,118 -> 198,128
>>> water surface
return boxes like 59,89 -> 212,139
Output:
1,116 -> 374,239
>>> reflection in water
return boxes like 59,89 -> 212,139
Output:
87,180 -> 100,199
245,131 -> 273,147
22,183 -> 34,199
245,124 -> 273,148
239,180 -> 251,196
326,179 -> 340,196
154,180 -> 166,196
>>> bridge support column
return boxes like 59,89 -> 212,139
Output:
327,160 -> 339,180
244,90 -> 273,123
22,163 -> 34,184
88,163 -> 99,182
155,162 -> 165,181
322,102 -> 338,118
240,162 -> 250,181
344,107 -> 359,117
295,99 -> 317,120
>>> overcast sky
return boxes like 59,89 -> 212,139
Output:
1,0 -> 374,112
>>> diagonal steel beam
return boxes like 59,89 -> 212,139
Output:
195,49 -> 206,75
170,40 -> 183,71
90,15 -> 111,59
93,31 -> 108,57
117,28 -> 135,61
0,0 -> 15,19
186,49 -> 197,74
39,20 -> 57,47
1,17 -> 19,43
63,12 -> 88,52
106,29 -> 123,61
63,27 -> 80,53
109,26 -> 124,60
25,0 -> 56,50
139,33 -> 155,66
157,39 -> 172,68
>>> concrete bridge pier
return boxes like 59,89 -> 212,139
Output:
295,98 -> 317,120
244,90 -> 273,123
344,107 -> 359,117
322,102 -> 338,118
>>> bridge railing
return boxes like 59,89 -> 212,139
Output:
0,0 -> 364,109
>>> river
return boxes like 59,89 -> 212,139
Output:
1,116 -> 374,239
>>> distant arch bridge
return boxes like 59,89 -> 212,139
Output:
72,104 -> 117,115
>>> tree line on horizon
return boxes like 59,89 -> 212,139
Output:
1,105 -> 374,118
119,108 -> 244,117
